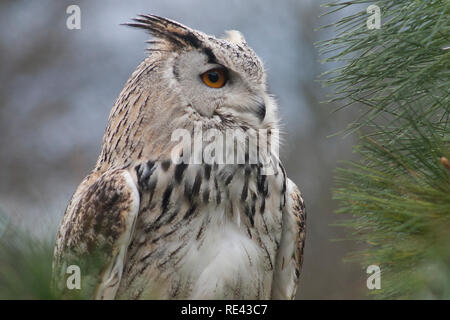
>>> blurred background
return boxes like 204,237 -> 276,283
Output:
0,0 -> 365,299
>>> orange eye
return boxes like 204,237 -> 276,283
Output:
201,68 -> 227,88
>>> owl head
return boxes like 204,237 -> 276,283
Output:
98,15 -> 281,169
124,15 -> 278,130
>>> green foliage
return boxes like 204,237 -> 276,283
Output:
319,0 -> 450,298
0,214 -> 58,299
0,213 -> 100,300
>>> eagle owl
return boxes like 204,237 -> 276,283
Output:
53,15 -> 306,300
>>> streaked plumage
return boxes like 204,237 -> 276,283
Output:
52,15 -> 306,300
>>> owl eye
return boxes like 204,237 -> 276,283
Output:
201,68 -> 227,88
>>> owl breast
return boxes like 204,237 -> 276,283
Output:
116,159 -> 286,299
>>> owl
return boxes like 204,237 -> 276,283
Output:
52,15 -> 306,300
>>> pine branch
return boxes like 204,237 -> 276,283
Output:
320,0 -> 450,298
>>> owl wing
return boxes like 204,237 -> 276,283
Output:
53,169 -> 140,300
271,178 -> 306,299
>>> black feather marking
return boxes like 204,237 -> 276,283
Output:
161,183 -> 173,213
241,178 -> 249,201
124,15 -> 218,65
175,163 -> 188,183
196,227 -> 203,241
148,176 -> 157,199
214,177 -> 221,205
178,31 -> 201,48
161,160 -> 171,171
150,205 -> 180,232
146,184 -> 174,232
256,101 -> 266,121
151,228 -> 177,244
246,227 -> 252,239
123,22 -> 184,48
135,161 -> 156,189
244,204 -> 254,227
263,179 -> 269,198
125,15 -> 189,44
165,206 -> 180,225
202,47 -> 217,64
176,31 -> 217,63
260,197 -> 266,214
245,165 -> 252,176
257,169 -> 266,196
140,249 -> 157,263
184,179 -> 192,199
145,159 -> 155,172
261,241 -> 274,270
204,164 -> 211,180
173,64 -> 180,80
202,187 -> 210,203
192,171 -> 202,196
135,164 -> 143,184
251,193 -> 257,217
280,163 -> 287,209
184,203 -> 197,220
224,172 -> 234,186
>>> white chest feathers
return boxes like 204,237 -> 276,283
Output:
179,219 -> 270,299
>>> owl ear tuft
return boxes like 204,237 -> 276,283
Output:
224,30 -> 247,46
123,14 -> 197,49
